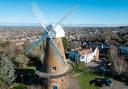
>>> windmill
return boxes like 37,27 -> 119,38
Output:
26,2 -> 77,89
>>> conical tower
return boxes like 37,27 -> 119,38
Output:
44,38 -> 68,74
36,24 -> 71,89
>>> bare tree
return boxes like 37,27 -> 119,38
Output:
14,54 -> 29,67
109,48 -> 126,75
5,42 -> 16,59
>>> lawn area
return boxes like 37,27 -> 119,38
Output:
73,62 -> 101,89
9,83 -> 27,89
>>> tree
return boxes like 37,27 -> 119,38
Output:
14,54 -> 29,67
5,42 -> 16,59
0,80 -> 8,89
62,37 -> 69,50
0,54 -> 15,85
109,48 -> 126,75
111,34 -> 121,42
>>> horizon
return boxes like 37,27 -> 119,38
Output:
0,23 -> 128,27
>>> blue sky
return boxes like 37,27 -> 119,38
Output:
0,0 -> 128,25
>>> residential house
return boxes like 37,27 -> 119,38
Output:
79,47 -> 99,63
68,47 -> 99,63
119,46 -> 128,56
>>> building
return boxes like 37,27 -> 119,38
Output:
36,24 -> 72,89
79,47 -> 99,63
119,46 -> 128,56
68,47 -> 99,63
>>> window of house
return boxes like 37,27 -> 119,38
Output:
52,67 -> 56,71
81,56 -> 84,59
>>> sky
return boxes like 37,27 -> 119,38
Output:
0,0 -> 128,26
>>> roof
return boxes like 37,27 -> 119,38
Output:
79,48 -> 93,55
108,40 -> 119,46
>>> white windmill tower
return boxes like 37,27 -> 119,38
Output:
26,2 -> 77,89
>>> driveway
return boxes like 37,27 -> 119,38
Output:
69,76 -> 81,89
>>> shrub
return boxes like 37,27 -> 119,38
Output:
14,54 -> 29,67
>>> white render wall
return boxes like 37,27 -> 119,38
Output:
80,48 -> 99,63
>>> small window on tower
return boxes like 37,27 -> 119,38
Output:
52,67 -> 56,71
53,85 -> 57,89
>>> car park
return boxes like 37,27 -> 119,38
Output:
90,77 -> 113,87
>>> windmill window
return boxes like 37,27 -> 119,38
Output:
52,67 -> 56,71
53,85 -> 57,89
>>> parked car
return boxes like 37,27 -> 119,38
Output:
115,74 -> 126,82
99,66 -> 110,72
97,63 -> 111,73
90,78 -> 113,87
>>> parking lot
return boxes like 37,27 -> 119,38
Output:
86,61 -> 128,89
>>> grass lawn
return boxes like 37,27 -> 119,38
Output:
24,66 -> 36,70
9,83 -> 27,89
73,62 -> 101,89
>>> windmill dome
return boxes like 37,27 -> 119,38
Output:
46,24 -> 65,38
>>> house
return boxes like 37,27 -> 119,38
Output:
68,48 -> 80,61
119,46 -> 128,56
79,47 -> 99,63
68,47 -> 99,63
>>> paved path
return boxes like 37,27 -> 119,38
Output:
69,76 -> 81,89
86,62 -> 99,68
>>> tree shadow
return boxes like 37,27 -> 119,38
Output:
27,55 -> 42,67
15,69 -> 42,85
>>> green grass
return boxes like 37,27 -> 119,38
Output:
73,62 -> 100,89
10,84 -> 27,89
24,66 -> 36,70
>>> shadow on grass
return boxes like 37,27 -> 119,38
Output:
15,69 -> 42,85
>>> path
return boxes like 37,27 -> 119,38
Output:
69,75 -> 81,89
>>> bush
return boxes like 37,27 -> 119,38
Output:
14,54 -> 29,67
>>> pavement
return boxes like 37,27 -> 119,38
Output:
69,76 -> 81,89
86,62 -> 99,68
